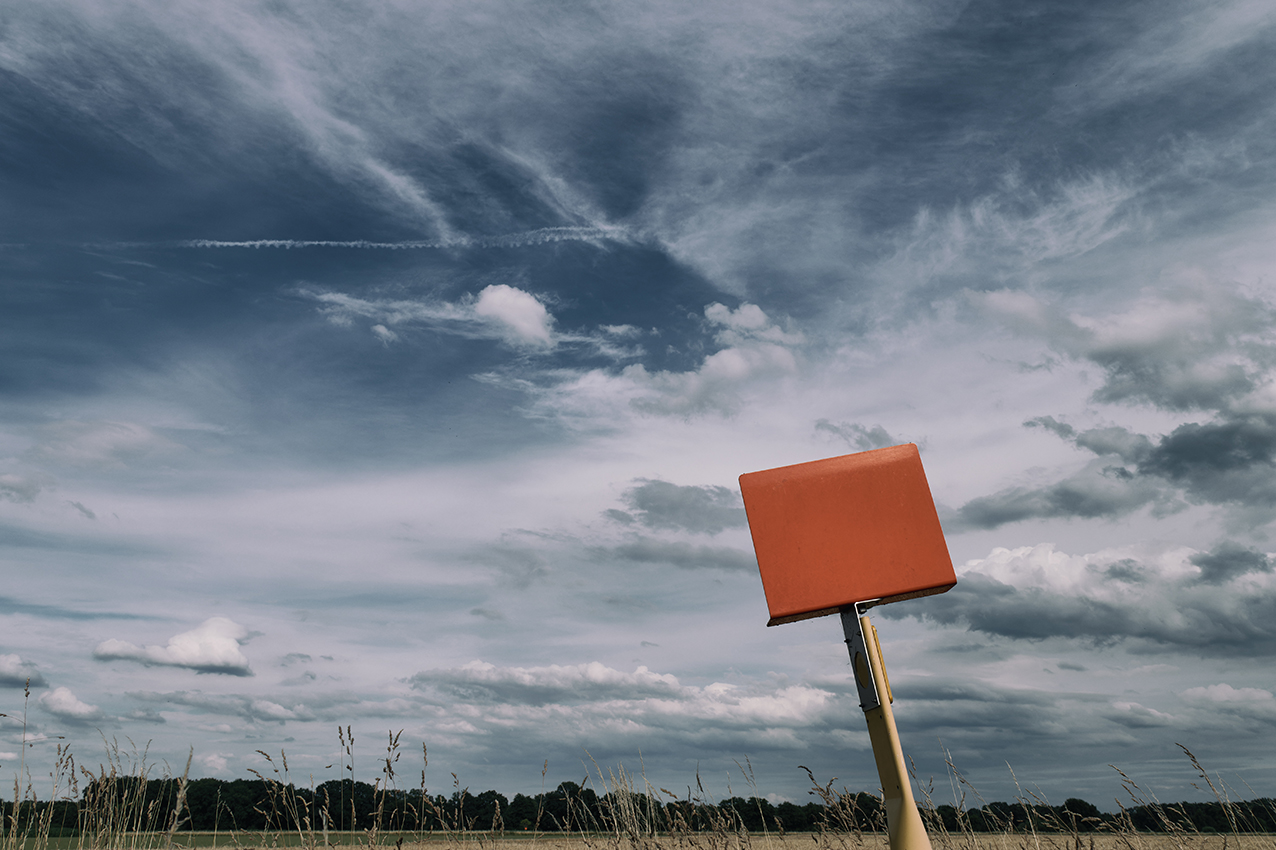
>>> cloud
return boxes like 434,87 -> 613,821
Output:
0,474 -> 41,503
409,660 -> 681,705
26,421 -> 187,470
623,344 -> 798,416
1190,542 -> 1273,585
976,283 -> 1276,413
69,500 -> 96,519
200,753 -> 231,774
601,537 -> 755,572
1181,683 -> 1275,704
882,542 -> 1276,655
301,283 -> 558,351
1139,415 -> 1276,506
954,411 -> 1276,529
879,173 -> 1138,303
130,690 -> 316,723
952,459 -> 1174,530
406,659 -> 839,755
606,478 -> 746,534
473,284 -> 555,349
1180,684 -> 1276,725
0,654 -> 47,688
1106,701 -> 1175,728
814,420 -> 899,451
126,708 -> 167,723
94,617 -> 254,676
38,687 -> 104,723
538,302 -> 803,418
0,596 -> 152,621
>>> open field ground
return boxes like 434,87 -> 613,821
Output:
8,834 -> 1276,850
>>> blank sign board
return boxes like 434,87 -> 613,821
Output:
740,444 -> 956,626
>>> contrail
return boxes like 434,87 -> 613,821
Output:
131,226 -> 632,251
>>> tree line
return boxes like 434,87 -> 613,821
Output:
4,776 -> 1275,835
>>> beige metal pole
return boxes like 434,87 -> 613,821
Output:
843,607 -> 931,850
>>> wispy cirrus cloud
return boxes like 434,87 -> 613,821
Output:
300,282 -> 640,354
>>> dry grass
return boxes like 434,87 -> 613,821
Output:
4,683 -> 1274,850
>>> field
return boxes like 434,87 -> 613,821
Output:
1,703 -> 1272,850
8,833 -> 1276,850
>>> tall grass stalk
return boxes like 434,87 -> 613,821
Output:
4,712 -> 1275,850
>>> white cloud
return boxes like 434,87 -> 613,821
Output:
975,280 -> 1276,412
887,541 -> 1276,654
0,654 -> 47,688
1180,683 -> 1276,724
94,617 -> 254,676
527,301 -> 805,419
410,659 -> 835,735
473,284 -> 555,349
1108,701 -> 1175,727
411,659 -> 681,704
705,302 -> 768,332
199,752 -> 230,773
38,687 -> 104,722
302,284 -> 557,350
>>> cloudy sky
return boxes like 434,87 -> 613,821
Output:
3,0 -> 1276,811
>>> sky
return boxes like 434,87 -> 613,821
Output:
2,0 -> 1276,812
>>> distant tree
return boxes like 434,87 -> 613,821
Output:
1060,798 -> 1102,832
507,793 -> 538,831
464,790 -> 509,831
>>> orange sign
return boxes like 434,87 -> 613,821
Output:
740,444 -> 955,626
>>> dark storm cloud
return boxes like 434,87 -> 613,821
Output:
887,574 -> 1140,642
979,285 -> 1276,412
890,680 -> 1101,744
1140,415 -> 1276,505
607,479 -> 746,534
952,460 -> 1171,530
961,283 -> 1276,527
955,411 -> 1276,529
881,545 -> 1276,655
1190,542 -> 1273,585
1026,418 -> 1153,465
813,421 -> 900,451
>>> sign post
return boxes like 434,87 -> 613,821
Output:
739,444 -> 956,850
